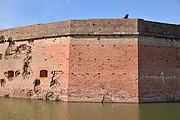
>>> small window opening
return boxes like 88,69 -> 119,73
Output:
40,70 -> 48,77
8,70 -> 14,78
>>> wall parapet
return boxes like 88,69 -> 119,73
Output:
138,19 -> 180,39
0,18 -> 179,41
0,19 -> 138,40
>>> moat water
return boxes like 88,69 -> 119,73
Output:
0,97 -> 180,120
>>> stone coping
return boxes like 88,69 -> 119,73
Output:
0,18 -> 179,40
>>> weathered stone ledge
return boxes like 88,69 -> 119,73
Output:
0,18 -> 179,41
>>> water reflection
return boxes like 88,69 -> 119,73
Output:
0,97 -> 180,120
139,103 -> 180,120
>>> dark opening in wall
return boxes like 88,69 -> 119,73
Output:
40,70 -> 48,77
0,54 -> 2,60
8,70 -> 14,78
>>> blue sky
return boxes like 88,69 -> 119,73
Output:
0,0 -> 179,29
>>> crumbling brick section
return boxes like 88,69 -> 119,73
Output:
50,70 -> 64,88
4,38 -> 33,78
22,46 -> 32,79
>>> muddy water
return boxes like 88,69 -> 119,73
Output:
0,97 -> 180,120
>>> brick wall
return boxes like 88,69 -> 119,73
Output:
138,36 -> 180,102
0,19 -> 138,40
0,37 -> 70,101
68,36 -> 138,103
138,19 -> 180,39
0,18 -> 179,103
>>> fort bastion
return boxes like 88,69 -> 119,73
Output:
0,18 -> 179,103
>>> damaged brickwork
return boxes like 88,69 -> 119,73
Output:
0,18 -> 179,103
4,37 -> 33,79
0,79 -> 6,87
50,70 -> 64,88
22,46 -> 32,79
0,35 -> 5,43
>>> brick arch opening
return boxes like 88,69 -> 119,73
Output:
8,70 -> 14,78
40,70 -> 48,77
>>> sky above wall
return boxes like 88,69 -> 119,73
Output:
0,0 -> 179,29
